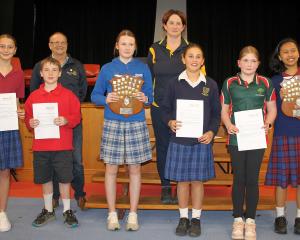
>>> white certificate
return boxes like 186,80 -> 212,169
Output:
176,99 -> 203,138
234,109 -> 266,151
0,93 -> 18,131
32,103 -> 60,139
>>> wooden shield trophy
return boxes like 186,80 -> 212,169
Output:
109,74 -> 144,117
281,75 -> 300,119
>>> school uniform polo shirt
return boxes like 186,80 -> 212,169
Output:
30,55 -> 87,102
0,66 -> 24,98
272,68 -> 300,136
147,38 -> 188,107
24,83 -> 81,151
221,73 -> 276,145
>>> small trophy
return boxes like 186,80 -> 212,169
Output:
109,74 -> 144,117
281,75 -> 300,119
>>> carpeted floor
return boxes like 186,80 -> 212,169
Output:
1,198 -> 300,240
1,182 -> 298,240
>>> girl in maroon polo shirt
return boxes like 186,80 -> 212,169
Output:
0,34 -> 25,232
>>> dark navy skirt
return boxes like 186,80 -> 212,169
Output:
165,142 -> 215,182
0,130 -> 23,170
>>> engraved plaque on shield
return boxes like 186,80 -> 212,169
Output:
109,74 -> 144,117
281,75 -> 300,119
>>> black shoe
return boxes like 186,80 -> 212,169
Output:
63,210 -> 79,228
32,209 -> 55,227
172,195 -> 178,204
175,218 -> 190,236
172,187 -> 178,204
76,196 -> 87,211
294,218 -> 300,234
52,198 -> 59,209
189,218 -> 201,237
274,216 -> 287,234
161,186 -> 172,204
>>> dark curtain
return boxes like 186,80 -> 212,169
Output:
12,0 -> 35,69
12,0 -> 300,86
0,0 -> 15,34
13,0 -> 157,68
187,0 -> 300,89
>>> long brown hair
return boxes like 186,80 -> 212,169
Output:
113,29 -> 137,56
182,43 -> 204,58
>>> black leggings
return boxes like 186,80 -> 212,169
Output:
229,146 -> 265,219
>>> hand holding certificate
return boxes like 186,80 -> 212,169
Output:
32,103 -> 60,139
0,93 -> 18,131
234,109 -> 266,151
176,99 -> 203,138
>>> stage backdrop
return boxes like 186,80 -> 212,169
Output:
12,0 -> 156,69
11,0 -> 300,90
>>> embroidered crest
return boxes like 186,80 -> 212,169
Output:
67,68 -> 78,76
256,87 -> 265,96
135,73 -> 144,78
202,87 -> 210,96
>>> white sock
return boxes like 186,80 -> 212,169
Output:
43,193 -> 53,212
128,212 -> 137,223
296,208 -> 300,218
234,217 -> 244,223
179,208 -> 188,219
62,199 -> 70,213
108,211 -> 118,219
276,207 -> 285,217
128,211 -> 137,217
192,208 -> 202,219
246,218 -> 255,224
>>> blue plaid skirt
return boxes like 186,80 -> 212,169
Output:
0,130 -> 23,170
101,119 -> 152,165
165,142 -> 215,181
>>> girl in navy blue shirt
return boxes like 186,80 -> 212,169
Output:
161,43 -> 220,237
265,38 -> 300,235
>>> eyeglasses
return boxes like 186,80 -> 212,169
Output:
0,44 -> 15,50
50,41 -> 67,46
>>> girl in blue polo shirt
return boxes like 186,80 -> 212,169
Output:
161,43 -> 221,237
91,29 -> 153,232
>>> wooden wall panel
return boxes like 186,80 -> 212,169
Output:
16,103 -> 273,184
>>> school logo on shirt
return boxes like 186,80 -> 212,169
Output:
202,87 -> 210,96
134,73 -> 144,78
67,68 -> 78,76
256,87 -> 265,96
